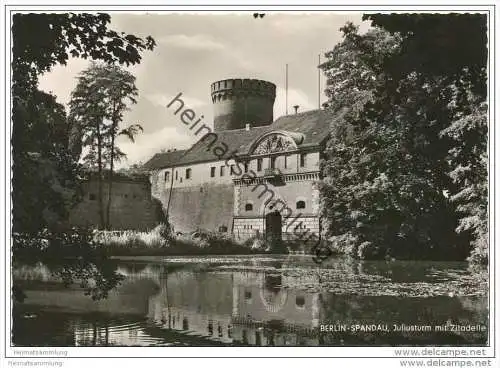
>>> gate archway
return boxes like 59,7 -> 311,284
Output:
265,210 -> 282,251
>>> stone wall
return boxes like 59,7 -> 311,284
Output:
69,179 -> 160,230
233,216 -> 320,242
233,175 -> 321,241
152,181 -> 234,234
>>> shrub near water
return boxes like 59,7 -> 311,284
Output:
99,225 -> 255,256
96,224 -> 169,249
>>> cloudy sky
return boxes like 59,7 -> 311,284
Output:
39,12 -> 369,167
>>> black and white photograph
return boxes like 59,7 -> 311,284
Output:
2,2 -> 497,367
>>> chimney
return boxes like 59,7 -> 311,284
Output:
245,123 -> 251,131
293,105 -> 299,114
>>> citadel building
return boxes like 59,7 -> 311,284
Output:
144,78 -> 331,243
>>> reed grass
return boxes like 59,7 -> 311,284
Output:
95,225 -> 168,249
96,225 -> 257,256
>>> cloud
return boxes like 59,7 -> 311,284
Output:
146,93 -> 208,110
274,87 -> 316,119
159,34 -> 225,51
270,14 -> 338,35
116,125 -> 197,167
38,58 -> 90,105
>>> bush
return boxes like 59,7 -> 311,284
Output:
96,225 -> 168,249
13,227 -> 101,262
467,232 -> 488,266
328,233 -> 360,258
97,227 -> 263,256
357,241 -> 382,260
157,222 -> 173,240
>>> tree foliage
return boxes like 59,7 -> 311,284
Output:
69,62 -> 143,229
320,14 -> 487,262
12,13 -> 155,234
12,90 -> 82,233
12,13 -> 155,90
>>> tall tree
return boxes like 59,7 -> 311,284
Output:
12,90 -> 81,233
363,14 -> 488,263
69,62 -> 143,229
320,14 -> 487,261
319,25 -> 410,259
12,13 -> 155,233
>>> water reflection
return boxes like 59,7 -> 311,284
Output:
12,256 -> 488,346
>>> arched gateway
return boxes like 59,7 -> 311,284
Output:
265,210 -> 282,246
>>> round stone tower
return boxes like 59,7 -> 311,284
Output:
211,78 -> 276,131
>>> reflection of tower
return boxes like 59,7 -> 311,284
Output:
231,270 -> 320,346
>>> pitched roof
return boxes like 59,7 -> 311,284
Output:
143,109 -> 332,169
142,149 -> 187,170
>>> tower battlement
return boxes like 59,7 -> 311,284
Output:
211,78 -> 276,131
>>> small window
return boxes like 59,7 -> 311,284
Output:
208,321 -> 213,336
245,203 -> 253,211
257,158 -> 263,171
244,291 -> 252,300
210,167 -> 216,177
89,193 -> 96,200
296,200 -> 306,209
183,318 -> 189,330
164,171 -> 170,182
185,168 -> 191,179
220,166 -> 225,176
270,156 -> 276,169
124,194 -> 128,199
175,170 -> 178,180
300,153 -> 307,167
219,225 -> 228,233
244,161 -> 249,173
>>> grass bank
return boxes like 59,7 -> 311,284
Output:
95,225 -> 272,256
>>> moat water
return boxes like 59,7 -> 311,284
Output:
12,255 -> 488,346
